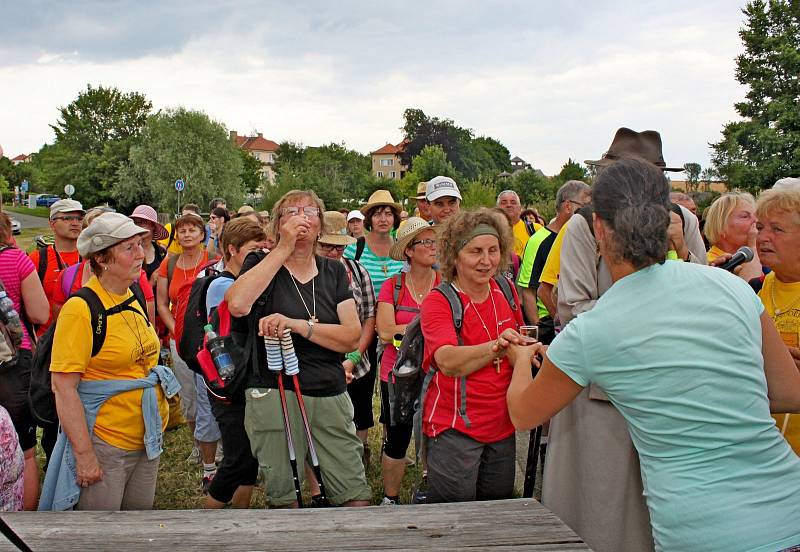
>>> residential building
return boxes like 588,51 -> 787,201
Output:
370,141 -> 408,180
11,154 -> 30,165
670,179 -> 728,193
230,131 -> 279,184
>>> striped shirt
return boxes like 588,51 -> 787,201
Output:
0,247 -> 36,350
342,258 -> 376,379
343,240 -> 404,295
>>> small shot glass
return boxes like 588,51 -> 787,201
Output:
519,325 -> 539,344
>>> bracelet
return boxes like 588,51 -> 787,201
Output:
346,351 -> 362,365
305,320 -> 315,340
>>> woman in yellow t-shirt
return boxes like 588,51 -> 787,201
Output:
704,192 -> 762,280
50,213 -> 167,510
754,188 -> 800,455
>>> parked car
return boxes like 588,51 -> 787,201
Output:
35,194 -> 61,207
10,218 -> 20,235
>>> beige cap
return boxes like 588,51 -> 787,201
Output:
50,199 -> 85,219
319,211 -> 357,246
77,213 -> 148,257
237,205 -> 256,215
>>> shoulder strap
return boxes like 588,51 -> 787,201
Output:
669,202 -> 686,229
167,254 -> 180,288
166,223 -> 176,249
343,258 -> 363,289
73,288 -> 107,357
525,220 -> 536,236
128,281 -> 149,324
395,272 -> 420,314
493,275 -> 518,311
37,245 -> 49,282
354,236 -> 366,261
434,282 -> 464,345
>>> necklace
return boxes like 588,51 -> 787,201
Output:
464,283 -> 502,374
286,266 -> 318,323
98,280 -> 149,367
407,271 -> 434,304
180,250 -> 203,275
770,276 -> 800,316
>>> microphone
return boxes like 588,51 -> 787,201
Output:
718,246 -> 754,272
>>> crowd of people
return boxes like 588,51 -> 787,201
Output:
0,126 -> 799,551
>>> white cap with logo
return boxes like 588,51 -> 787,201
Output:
425,176 -> 462,202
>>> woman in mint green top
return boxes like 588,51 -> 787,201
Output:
506,158 -> 800,552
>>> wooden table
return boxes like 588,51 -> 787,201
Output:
0,498 -> 590,551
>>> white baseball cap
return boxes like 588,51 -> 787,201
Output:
426,176 -> 462,202
347,210 -> 365,222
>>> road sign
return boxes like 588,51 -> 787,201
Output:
175,179 -> 185,192
64,184 -> 75,197
20,180 -> 29,192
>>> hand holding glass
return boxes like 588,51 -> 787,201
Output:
519,325 -> 539,344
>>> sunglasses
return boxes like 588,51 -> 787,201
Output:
319,243 -> 346,253
52,215 -> 84,223
281,206 -> 320,218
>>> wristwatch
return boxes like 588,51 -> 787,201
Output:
305,319 -> 315,340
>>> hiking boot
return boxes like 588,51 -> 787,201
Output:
202,472 -> 215,495
380,497 -> 398,506
186,446 -> 200,465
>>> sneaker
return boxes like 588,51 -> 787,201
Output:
202,472 -> 215,494
186,446 -> 200,465
380,497 -> 397,506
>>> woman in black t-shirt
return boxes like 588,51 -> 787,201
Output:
226,190 -> 372,508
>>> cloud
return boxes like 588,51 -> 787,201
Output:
0,0 -> 749,177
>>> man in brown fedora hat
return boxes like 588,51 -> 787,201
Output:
409,181 -> 432,221
539,128 -> 706,552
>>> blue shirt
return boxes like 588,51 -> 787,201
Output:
548,261 -> 800,552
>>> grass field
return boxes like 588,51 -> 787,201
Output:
3,205 -> 52,219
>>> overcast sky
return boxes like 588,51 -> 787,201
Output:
0,0 -> 748,177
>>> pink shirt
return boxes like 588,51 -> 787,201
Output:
0,248 -> 36,350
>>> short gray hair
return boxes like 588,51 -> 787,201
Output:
496,190 -> 520,205
555,180 -> 591,211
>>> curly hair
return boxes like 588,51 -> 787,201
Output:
593,157 -> 670,270
269,190 -> 327,243
437,208 -> 512,282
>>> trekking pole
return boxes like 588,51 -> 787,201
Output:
266,335 -> 303,508
523,424 -> 543,498
0,516 -> 33,552
281,329 -> 330,506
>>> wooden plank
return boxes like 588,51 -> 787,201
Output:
0,499 -> 590,551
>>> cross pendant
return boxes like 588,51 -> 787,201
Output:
493,357 -> 502,374
382,264 -> 388,276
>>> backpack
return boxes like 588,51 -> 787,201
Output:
0,247 -> 24,366
168,255 -> 216,348
177,268 -> 233,375
354,236 -> 366,261
36,245 -> 81,283
387,275 -> 518,427
28,285 -> 148,426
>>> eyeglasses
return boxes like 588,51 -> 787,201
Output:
52,215 -> 84,223
410,239 -> 436,248
319,243 -> 346,253
568,200 -> 589,209
280,206 -> 320,218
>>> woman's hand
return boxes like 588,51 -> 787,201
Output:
258,313 -> 303,337
507,342 -> 548,369
278,213 -> 312,251
492,328 -> 528,358
74,448 -> 103,487
342,359 -> 355,384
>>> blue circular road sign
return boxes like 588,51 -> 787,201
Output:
175,179 -> 185,192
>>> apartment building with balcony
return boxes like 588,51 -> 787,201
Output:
370,141 -> 408,180
230,131 -> 279,184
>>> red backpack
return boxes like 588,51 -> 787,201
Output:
167,255 -> 217,347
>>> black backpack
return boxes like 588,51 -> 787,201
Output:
28,285 -> 147,426
177,266 -> 230,375
387,275 -> 518,427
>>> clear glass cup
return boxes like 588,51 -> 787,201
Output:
519,325 -> 539,343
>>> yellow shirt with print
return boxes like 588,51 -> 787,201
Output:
512,219 -> 541,257
50,276 -> 167,451
539,219 -> 568,286
707,245 -> 726,263
157,223 -> 183,255
757,272 -> 800,455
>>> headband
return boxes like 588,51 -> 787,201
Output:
458,223 -> 500,250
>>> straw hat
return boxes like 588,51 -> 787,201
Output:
360,189 -> 401,216
389,217 -> 433,260
319,211 -> 357,246
409,181 -> 428,201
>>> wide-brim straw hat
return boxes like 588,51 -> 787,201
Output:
409,181 -> 428,200
585,127 -> 683,172
130,205 -> 169,240
319,211 -> 357,246
389,217 -> 433,260
360,189 -> 401,217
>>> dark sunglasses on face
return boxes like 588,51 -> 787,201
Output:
319,243 -> 345,253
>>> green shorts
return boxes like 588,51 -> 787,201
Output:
244,387 -> 372,507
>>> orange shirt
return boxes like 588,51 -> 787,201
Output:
157,252 -> 209,312
29,246 -> 81,335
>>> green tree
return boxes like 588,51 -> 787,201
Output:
461,178 -> 497,209
401,108 -> 474,178
116,108 -> 245,214
238,148 -> 264,194
711,0 -> 800,191
509,170 -> 556,209
36,85 -> 152,206
554,158 -> 588,184
700,167 -> 719,192
683,162 -> 702,192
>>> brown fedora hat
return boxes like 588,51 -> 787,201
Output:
586,127 -> 683,172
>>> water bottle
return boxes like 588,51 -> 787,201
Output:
204,324 -> 235,380
0,291 -> 23,347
